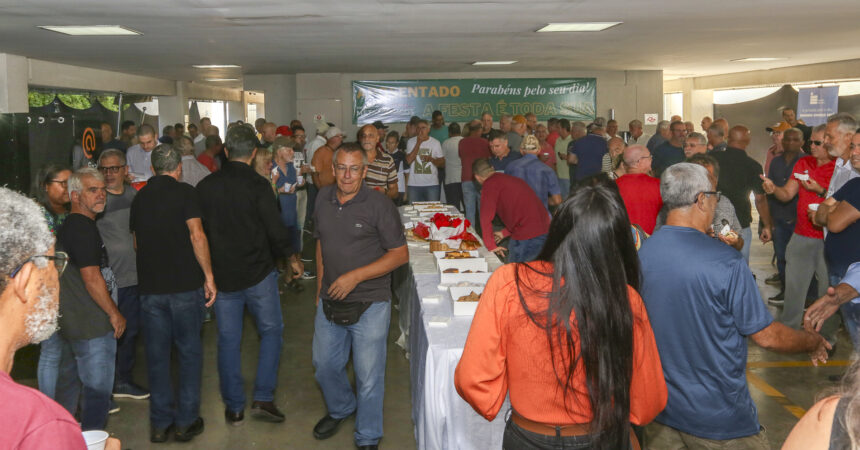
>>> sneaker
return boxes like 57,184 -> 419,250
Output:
251,401 -> 285,423
768,290 -> 785,305
300,271 -> 316,280
109,399 -> 120,414
113,381 -> 150,400
764,273 -> 782,286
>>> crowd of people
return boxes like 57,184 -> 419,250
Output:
2,106 -> 860,449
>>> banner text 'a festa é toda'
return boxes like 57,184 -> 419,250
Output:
352,78 -> 596,124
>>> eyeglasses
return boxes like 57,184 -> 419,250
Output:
98,165 -> 126,174
684,142 -> 705,147
810,140 -> 823,146
335,165 -> 363,174
48,179 -> 68,187
695,191 -> 722,203
9,252 -> 69,279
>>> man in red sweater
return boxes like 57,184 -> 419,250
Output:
616,145 -> 662,234
472,158 -> 550,263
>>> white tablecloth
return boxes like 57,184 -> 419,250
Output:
395,206 -> 509,450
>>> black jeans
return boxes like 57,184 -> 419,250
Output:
444,182 -> 464,212
504,419 -> 596,450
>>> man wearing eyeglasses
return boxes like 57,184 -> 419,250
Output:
0,187 -> 124,450
683,133 -> 708,158
96,150 -> 150,404
311,143 -> 408,450
639,163 -> 829,449
616,145 -> 662,234
56,167 -> 126,431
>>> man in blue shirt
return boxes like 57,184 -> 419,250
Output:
652,120 -> 687,177
566,124 -> 607,181
486,130 -> 521,173
639,163 -> 829,448
504,135 -> 562,209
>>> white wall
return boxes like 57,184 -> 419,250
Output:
0,53 -> 28,113
295,70 -> 663,138
244,74 -> 296,125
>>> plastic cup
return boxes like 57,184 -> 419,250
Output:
82,430 -> 109,450
808,203 -> 820,211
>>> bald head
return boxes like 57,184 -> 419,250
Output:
713,118 -> 729,137
622,144 -> 652,174
727,125 -> 751,149
607,137 -> 625,157
467,120 -> 482,136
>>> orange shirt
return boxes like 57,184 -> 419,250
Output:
311,145 -> 336,187
454,262 -> 667,426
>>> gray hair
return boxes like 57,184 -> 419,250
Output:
333,142 -> 368,167
827,113 -> 858,136
686,132 -> 707,146
151,144 -> 182,175
813,124 -> 827,134
97,148 -> 126,166
708,124 -> 725,138
0,187 -> 54,291
174,136 -> 196,156
656,120 -> 670,132
571,121 -> 587,133
628,119 -> 642,128
784,127 -> 804,139
499,114 -> 512,123
68,167 -> 104,200
660,163 -> 712,211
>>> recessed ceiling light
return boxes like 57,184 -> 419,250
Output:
205,78 -> 239,82
731,57 -> 787,62
193,65 -> 241,69
37,25 -> 142,36
472,61 -> 518,66
537,22 -> 622,32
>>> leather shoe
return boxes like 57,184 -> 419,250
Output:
150,424 -> 173,443
175,417 -> 204,442
225,408 -> 244,426
251,401 -> 285,422
313,414 -> 351,440
357,446 -> 378,450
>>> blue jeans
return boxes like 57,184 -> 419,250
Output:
62,331 -> 117,430
444,183 -> 463,211
504,415 -> 610,450
740,227 -> 753,263
832,273 -> 860,349
37,331 -> 79,415
408,185 -> 440,202
312,300 -> 390,446
462,181 -> 480,227
115,285 -> 140,385
508,234 -> 548,263
215,271 -> 284,412
141,289 -> 205,429
772,219 -> 794,283
558,177 -> 570,199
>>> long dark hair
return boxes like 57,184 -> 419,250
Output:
30,163 -> 71,212
514,179 -> 639,449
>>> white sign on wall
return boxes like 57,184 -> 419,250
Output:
644,113 -> 659,125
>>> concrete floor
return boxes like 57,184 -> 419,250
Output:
12,232 -> 853,449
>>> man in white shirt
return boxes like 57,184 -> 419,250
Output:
405,120 -> 445,202
175,136 -> 211,187
126,124 -> 159,182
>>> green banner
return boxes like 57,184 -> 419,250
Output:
352,78 -> 596,124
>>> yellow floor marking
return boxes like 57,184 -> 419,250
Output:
746,371 -> 806,419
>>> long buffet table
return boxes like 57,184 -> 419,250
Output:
393,204 -> 510,450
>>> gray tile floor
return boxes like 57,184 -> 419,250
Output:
13,231 -> 852,449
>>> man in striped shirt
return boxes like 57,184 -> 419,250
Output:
358,124 -> 398,199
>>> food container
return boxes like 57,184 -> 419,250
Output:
449,286 -> 485,316
432,250 -> 480,259
440,271 -> 492,285
437,258 -> 488,273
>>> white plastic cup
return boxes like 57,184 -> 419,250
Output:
808,203 -> 820,211
82,430 -> 109,450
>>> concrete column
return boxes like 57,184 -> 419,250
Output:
158,81 -> 190,132
0,53 -> 29,113
243,74 -> 296,125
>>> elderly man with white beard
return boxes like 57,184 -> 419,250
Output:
0,187 -> 121,449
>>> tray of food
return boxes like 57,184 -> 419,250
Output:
440,271 -> 492,285
433,250 -> 480,259
450,286 -> 485,316
437,258 -> 488,273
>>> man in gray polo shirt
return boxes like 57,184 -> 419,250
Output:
311,142 -> 408,450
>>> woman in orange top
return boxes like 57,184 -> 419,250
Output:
454,182 -> 667,449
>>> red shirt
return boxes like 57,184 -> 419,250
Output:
793,156 -> 835,239
546,131 -> 559,148
197,153 -> 218,172
539,141 -> 556,168
0,372 -> 86,450
458,136 -> 490,182
480,173 -> 550,250
455,262 -> 667,425
616,173 -> 663,234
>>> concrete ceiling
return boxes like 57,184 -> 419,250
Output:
1,0 -> 859,90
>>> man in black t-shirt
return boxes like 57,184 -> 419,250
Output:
130,144 -> 217,442
712,125 -> 774,263
57,167 -> 126,431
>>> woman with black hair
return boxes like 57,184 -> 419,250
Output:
455,183 -> 667,449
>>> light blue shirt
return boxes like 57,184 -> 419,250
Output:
126,144 -> 153,182
504,153 -> 561,209
844,262 -> 860,303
